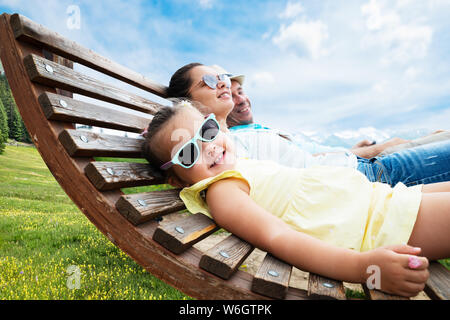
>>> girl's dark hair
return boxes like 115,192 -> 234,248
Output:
142,105 -> 181,181
166,62 -> 203,98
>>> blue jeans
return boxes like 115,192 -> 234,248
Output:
356,140 -> 450,187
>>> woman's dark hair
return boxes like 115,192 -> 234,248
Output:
166,62 -> 203,98
142,105 -> 181,181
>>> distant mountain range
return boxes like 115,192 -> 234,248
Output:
291,127 -> 433,149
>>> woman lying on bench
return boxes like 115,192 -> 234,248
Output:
141,101 -> 450,297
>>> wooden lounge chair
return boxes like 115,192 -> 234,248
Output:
0,13 -> 448,300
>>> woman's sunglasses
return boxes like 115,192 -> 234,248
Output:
202,73 -> 232,89
160,114 -> 221,170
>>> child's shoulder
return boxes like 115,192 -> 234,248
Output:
207,177 -> 250,199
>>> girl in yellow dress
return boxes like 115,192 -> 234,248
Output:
142,101 -> 450,297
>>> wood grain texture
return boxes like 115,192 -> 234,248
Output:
84,161 -> 164,191
199,235 -> 254,280
153,213 -> 220,254
24,53 -> 163,114
115,189 -> 185,225
424,262 -> 450,300
39,92 -> 152,133
251,253 -> 292,299
307,273 -> 346,300
362,285 -> 409,300
11,13 -> 168,98
58,129 -> 144,158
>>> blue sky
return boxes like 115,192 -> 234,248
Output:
1,0 -> 450,135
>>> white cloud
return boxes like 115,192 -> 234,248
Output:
404,66 -> 421,79
248,71 -> 275,89
362,0 -> 400,30
278,1 -> 304,19
361,0 -> 433,65
272,20 -> 329,59
198,0 -> 213,9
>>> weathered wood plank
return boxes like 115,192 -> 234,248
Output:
251,253 -> 292,299
362,285 -> 409,300
58,129 -> 144,158
24,53 -> 164,114
84,161 -> 164,191
153,213 -> 220,254
424,262 -> 450,300
39,92 -> 151,133
199,235 -> 254,280
116,189 -> 185,225
11,13 -> 168,98
307,273 -> 346,300
43,50 -> 74,98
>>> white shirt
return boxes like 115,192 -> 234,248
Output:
228,128 -> 358,169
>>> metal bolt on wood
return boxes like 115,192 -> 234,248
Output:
44,64 -> 53,73
175,226 -> 185,234
268,270 -> 279,277
137,199 -> 147,207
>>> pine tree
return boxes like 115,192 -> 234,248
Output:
0,98 -> 8,154
0,73 -> 30,142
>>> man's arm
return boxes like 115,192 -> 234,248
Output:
350,137 -> 409,158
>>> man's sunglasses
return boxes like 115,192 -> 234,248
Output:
202,73 -> 232,89
160,114 -> 221,170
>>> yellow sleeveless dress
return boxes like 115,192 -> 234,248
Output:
180,158 -> 422,252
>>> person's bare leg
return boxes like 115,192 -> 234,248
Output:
422,181 -> 450,193
408,192 -> 450,260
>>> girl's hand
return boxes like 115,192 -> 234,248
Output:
360,244 -> 429,297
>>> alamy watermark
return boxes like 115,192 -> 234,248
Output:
366,265 -> 381,290
66,5 -> 81,30
66,265 -> 81,290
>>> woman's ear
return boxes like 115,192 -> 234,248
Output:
168,175 -> 189,188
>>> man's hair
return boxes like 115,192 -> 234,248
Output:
166,62 -> 203,99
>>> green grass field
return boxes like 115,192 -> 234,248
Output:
0,145 -> 191,300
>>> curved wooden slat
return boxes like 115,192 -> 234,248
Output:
59,129 -> 143,158
115,189 -> 184,225
24,53 -> 163,114
39,92 -> 151,133
85,161 -> 163,191
11,13 -> 168,98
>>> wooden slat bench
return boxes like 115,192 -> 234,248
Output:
1,12 -> 448,300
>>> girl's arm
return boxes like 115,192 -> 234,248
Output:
206,178 -> 429,297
